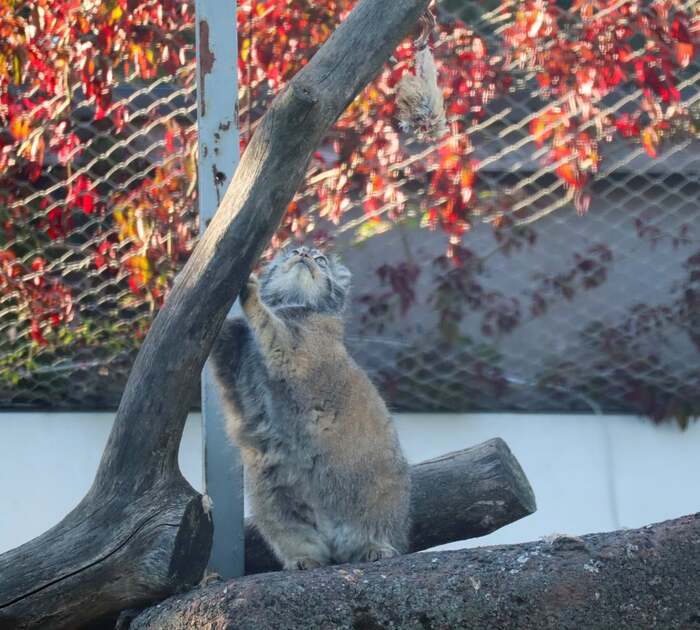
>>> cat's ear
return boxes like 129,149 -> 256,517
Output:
330,255 -> 352,291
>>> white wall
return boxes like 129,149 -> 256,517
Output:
1,412 -> 698,555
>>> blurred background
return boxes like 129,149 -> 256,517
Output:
1,0 -> 699,553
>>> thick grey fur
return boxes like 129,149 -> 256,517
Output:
210,247 -> 410,570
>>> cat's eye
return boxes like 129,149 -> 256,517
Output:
314,256 -> 328,266
291,249 -> 300,256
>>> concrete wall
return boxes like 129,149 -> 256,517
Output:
1,412 -> 698,555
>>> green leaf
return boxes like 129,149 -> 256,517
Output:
352,220 -> 393,245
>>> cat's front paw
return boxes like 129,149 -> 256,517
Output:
363,543 -> 400,563
240,275 -> 260,314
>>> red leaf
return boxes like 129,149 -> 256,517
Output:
615,113 -> 641,138
27,163 -> 42,182
128,275 -> 142,295
31,257 -> 45,275
165,128 -> 175,153
69,176 -> 97,214
556,162 -> 580,187
363,197 -> 381,214
671,13 -> 692,44
82,192 -> 95,214
31,320 -> 48,345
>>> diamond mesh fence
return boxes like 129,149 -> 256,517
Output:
0,61 -> 199,408
2,1 -> 699,424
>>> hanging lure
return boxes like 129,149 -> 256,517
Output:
396,8 -> 447,141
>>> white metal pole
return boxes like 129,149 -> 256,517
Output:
194,0 -> 244,579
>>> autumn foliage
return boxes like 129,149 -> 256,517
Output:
1,0 -> 196,354
237,0 -> 698,245
1,0 -> 699,415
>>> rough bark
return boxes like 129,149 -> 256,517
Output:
132,513 -> 700,630
0,2 -> 431,629
244,438 -> 537,574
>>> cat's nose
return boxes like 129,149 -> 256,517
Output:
299,250 -> 310,258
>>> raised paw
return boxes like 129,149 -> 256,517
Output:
364,544 -> 400,563
286,557 -> 323,571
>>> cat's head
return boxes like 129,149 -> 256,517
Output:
259,247 -> 351,312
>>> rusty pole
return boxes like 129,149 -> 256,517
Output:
194,0 -> 244,579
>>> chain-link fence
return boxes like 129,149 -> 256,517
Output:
0,60 -> 199,408
2,1 -> 699,424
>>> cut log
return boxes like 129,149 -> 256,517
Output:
245,438 -> 536,573
0,2 -> 431,629
131,513 -> 700,630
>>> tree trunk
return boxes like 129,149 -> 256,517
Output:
0,2 -> 432,629
244,438 -> 536,574
131,513 -> 700,630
